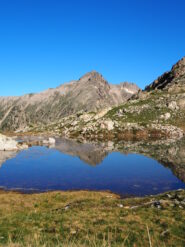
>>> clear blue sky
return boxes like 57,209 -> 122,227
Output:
0,0 -> 185,96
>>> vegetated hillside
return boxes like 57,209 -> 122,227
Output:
35,57 -> 185,139
0,71 -> 139,131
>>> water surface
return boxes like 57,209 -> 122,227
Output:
0,138 -> 184,196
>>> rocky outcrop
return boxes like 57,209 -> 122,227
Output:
0,134 -> 28,151
43,138 -> 56,145
145,56 -> 185,91
0,71 -> 139,131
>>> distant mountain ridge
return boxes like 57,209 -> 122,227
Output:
0,71 -> 139,131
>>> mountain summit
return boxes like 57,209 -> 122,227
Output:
0,72 -> 139,131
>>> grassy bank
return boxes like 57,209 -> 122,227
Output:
0,190 -> 185,246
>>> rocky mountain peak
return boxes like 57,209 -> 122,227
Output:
79,71 -> 108,85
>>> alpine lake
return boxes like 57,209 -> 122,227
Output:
0,136 -> 185,196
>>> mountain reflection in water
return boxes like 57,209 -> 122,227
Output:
0,137 -> 184,196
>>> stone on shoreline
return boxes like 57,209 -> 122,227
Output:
43,137 -> 56,145
0,134 -> 28,151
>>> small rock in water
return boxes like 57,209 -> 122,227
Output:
0,134 -> 28,151
43,138 -> 56,145
49,138 -> 56,144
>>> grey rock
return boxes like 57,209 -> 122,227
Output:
167,101 -> 179,110
178,98 -> 185,110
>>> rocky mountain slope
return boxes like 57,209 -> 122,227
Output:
0,71 -> 139,131
145,56 -> 185,91
33,57 -> 185,140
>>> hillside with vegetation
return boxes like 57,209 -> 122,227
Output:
29,57 -> 185,141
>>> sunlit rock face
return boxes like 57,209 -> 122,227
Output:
0,134 -> 19,151
0,134 -> 28,151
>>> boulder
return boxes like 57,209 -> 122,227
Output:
0,134 -> 20,151
105,120 -> 114,131
177,98 -> 185,110
43,137 -> 56,145
160,113 -> 171,121
49,138 -> 56,144
164,113 -> 171,120
167,101 -> 179,110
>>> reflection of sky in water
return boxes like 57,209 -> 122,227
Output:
0,146 -> 184,196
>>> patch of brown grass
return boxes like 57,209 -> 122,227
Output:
0,190 -> 184,246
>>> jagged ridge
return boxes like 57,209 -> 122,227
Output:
145,56 -> 185,91
0,71 -> 139,131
